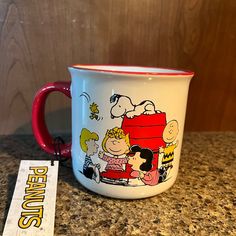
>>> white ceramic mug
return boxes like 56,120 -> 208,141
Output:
32,65 -> 194,199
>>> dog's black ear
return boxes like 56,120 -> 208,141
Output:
110,94 -> 121,103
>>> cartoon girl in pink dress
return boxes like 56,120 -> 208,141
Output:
128,145 -> 159,186
98,127 -> 130,171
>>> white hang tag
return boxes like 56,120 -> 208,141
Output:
3,160 -> 59,236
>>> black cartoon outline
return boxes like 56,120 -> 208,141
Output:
80,92 -> 91,103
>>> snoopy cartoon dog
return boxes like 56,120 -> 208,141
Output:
110,94 -> 158,119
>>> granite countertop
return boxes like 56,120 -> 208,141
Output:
0,133 -> 235,235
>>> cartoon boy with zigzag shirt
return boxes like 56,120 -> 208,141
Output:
159,120 -> 179,174
80,128 -> 100,183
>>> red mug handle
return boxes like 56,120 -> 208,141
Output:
32,81 -> 71,158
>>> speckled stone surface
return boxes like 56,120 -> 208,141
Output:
0,133 -> 235,236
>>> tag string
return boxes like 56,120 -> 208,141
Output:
51,136 -> 69,166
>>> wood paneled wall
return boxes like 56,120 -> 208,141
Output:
0,0 -> 235,134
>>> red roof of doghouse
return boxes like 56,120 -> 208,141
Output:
122,113 -> 166,152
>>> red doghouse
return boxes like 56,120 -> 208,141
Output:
100,113 -> 166,184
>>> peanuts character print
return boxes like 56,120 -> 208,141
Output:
78,93 -> 179,186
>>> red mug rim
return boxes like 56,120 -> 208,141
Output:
70,64 -> 194,76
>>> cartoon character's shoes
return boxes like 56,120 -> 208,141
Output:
93,166 -> 100,183
158,166 -> 167,183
